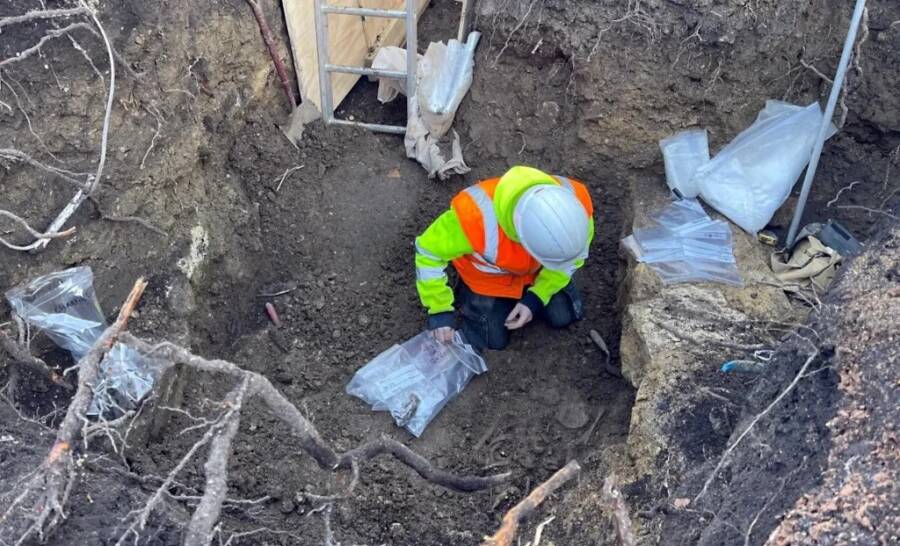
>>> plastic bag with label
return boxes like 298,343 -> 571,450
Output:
6,267 -> 160,416
621,199 -> 743,286
347,331 -> 486,437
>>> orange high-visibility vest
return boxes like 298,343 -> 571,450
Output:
450,175 -> 593,299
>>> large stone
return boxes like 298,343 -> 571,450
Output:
617,178 -> 796,483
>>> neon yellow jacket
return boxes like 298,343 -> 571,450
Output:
414,166 -> 594,328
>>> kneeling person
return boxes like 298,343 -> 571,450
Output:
414,166 -> 594,350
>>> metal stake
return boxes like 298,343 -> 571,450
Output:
786,0 -> 868,247
405,0 -> 418,126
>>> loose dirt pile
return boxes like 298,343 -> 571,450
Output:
1,0 -> 898,544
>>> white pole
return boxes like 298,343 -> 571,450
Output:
786,0 -> 867,247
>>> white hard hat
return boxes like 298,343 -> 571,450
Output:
513,185 -> 589,271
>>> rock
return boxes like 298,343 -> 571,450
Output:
555,397 -> 590,429
279,498 -> 296,514
358,314 -> 371,327
537,101 -> 561,124
617,177 -> 795,484
273,368 -> 293,385
390,523 -> 404,537
708,405 -> 731,436
166,275 -> 197,318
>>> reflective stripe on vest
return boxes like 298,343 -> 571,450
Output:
416,265 -> 447,281
462,185 -> 501,265
470,252 -> 506,275
414,237 -> 441,262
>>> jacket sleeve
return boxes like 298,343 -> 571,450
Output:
522,217 -> 595,313
415,209 -> 474,327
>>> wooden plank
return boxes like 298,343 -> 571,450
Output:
282,0 -> 429,115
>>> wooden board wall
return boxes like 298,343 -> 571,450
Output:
282,0 -> 430,115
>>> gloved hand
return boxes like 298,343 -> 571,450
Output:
431,326 -> 455,343
504,303 -> 533,330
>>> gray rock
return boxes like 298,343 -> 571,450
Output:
556,398 -> 590,429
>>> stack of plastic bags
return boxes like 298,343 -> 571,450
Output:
621,199 -> 743,286
347,331 -> 486,437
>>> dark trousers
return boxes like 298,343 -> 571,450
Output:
458,282 -> 583,351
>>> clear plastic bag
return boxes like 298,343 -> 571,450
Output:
621,199 -> 743,286
347,331 -> 487,437
416,32 -> 481,139
693,101 -> 838,234
659,129 -> 709,198
5,267 -> 106,359
6,267 -> 160,416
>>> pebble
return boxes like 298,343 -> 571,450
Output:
358,314 -> 371,327
390,523 -> 404,537
332,329 -> 342,339
556,397 -> 590,429
279,499 -> 296,514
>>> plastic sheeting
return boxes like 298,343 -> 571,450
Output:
371,32 -> 481,180
371,46 -> 414,104
6,267 -> 160,416
621,199 -> 743,286
693,101 -> 837,234
659,129 -> 709,198
347,331 -> 486,437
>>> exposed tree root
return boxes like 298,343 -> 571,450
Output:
601,474 -> 636,546
0,279 -> 146,545
481,460 -> 581,546
1,273 -> 510,545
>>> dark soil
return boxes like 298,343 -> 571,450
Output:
1,0 -> 899,544
659,219 -> 900,546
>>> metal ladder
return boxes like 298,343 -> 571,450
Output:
313,0 -> 418,134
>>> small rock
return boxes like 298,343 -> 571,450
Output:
273,369 -> 293,385
358,315 -> 371,327
555,397 -> 590,429
673,498 -> 690,509
708,406 -> 730,436
332,329 -> 342,339
390,522 -> 404,537
537,100 -> 560,124
279,499 -> 296,514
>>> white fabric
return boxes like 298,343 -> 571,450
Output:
372,33 -> 480,180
